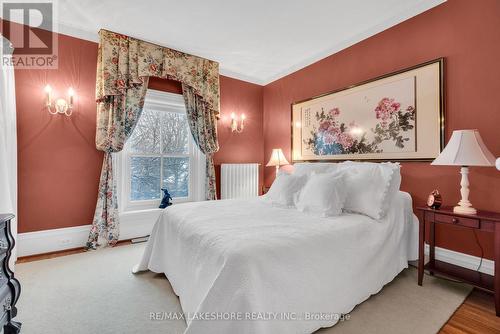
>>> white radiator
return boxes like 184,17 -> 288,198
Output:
221,163 -> 259,199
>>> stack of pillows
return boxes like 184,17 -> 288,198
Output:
264,161 -> 401,220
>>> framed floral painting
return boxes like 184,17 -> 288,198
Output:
291,58 -> 444,162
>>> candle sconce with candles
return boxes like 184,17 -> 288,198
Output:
230,112 -> 245,133
44,85 -> 75,116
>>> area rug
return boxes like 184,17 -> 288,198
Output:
15,244 -> 471,334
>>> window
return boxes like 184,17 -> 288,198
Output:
117,90 -> 205,211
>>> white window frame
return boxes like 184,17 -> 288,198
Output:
116,89 -> 206,213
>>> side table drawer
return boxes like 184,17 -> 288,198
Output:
435,213 -> 480,228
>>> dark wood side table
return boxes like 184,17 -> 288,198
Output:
417,206 -> 500,316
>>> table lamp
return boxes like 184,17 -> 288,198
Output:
431,129 -> 495,215
266,148 -> 289,177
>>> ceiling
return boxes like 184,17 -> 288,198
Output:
26,0 -> 446,84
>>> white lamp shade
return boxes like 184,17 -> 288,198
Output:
497,158 -> 500,171
431,130 -> 495,166
266,148 -> 289,167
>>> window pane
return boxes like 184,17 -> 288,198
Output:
161,112 -> 189,154
129,109 -> 161,154
130,157 -> 161,200
162,157 -> 189,198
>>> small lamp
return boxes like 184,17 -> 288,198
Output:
431,129 -> 495,215
266,148 -> 289,177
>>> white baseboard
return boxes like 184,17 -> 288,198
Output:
17,209 -> 161,257
424,244 -> 494,276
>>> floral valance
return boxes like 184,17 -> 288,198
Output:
96,29 -> 220,117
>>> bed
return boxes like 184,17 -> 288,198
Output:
133,190 -> 418,334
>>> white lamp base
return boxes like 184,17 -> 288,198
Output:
453,205 -> 477,215
453,166 -> 477,215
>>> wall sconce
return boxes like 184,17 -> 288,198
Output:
44,85 -> 75,116
230,112 -> 245,133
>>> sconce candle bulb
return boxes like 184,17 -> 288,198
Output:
68,87 -> 74,106
230,113 -> 245,133
44,85 -> 52,105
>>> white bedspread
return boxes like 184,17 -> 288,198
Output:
134,191 -> 418,334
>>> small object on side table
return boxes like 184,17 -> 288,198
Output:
159,188 -> 173,209
0,214 -> 21,333
426,189 -> 442,209
417,206 -> 500,317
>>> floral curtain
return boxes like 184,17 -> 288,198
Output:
87,84 -> 149,249
183,85 -> 219,200
88,30 -> 220,249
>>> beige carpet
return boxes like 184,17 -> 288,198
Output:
15,244 -> 471,334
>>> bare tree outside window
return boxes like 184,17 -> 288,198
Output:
129,108 -> 190,201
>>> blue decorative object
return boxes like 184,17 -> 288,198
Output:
159,188 -> 173,209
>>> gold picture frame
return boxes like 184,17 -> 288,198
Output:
291,58 -> 445,162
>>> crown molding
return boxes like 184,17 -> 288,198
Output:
3,0 -> 446,86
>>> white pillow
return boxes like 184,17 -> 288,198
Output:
265,173 -> 308,207
379,163 -> 401,216
338,162 -> 401,220
295,172 -> 346,217
293,162 -> 339,176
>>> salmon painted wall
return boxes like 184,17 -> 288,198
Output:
215,76 -> 264,196
14,30 -> 264,233
15,33 -> 103,233
263,0 -> 500,259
